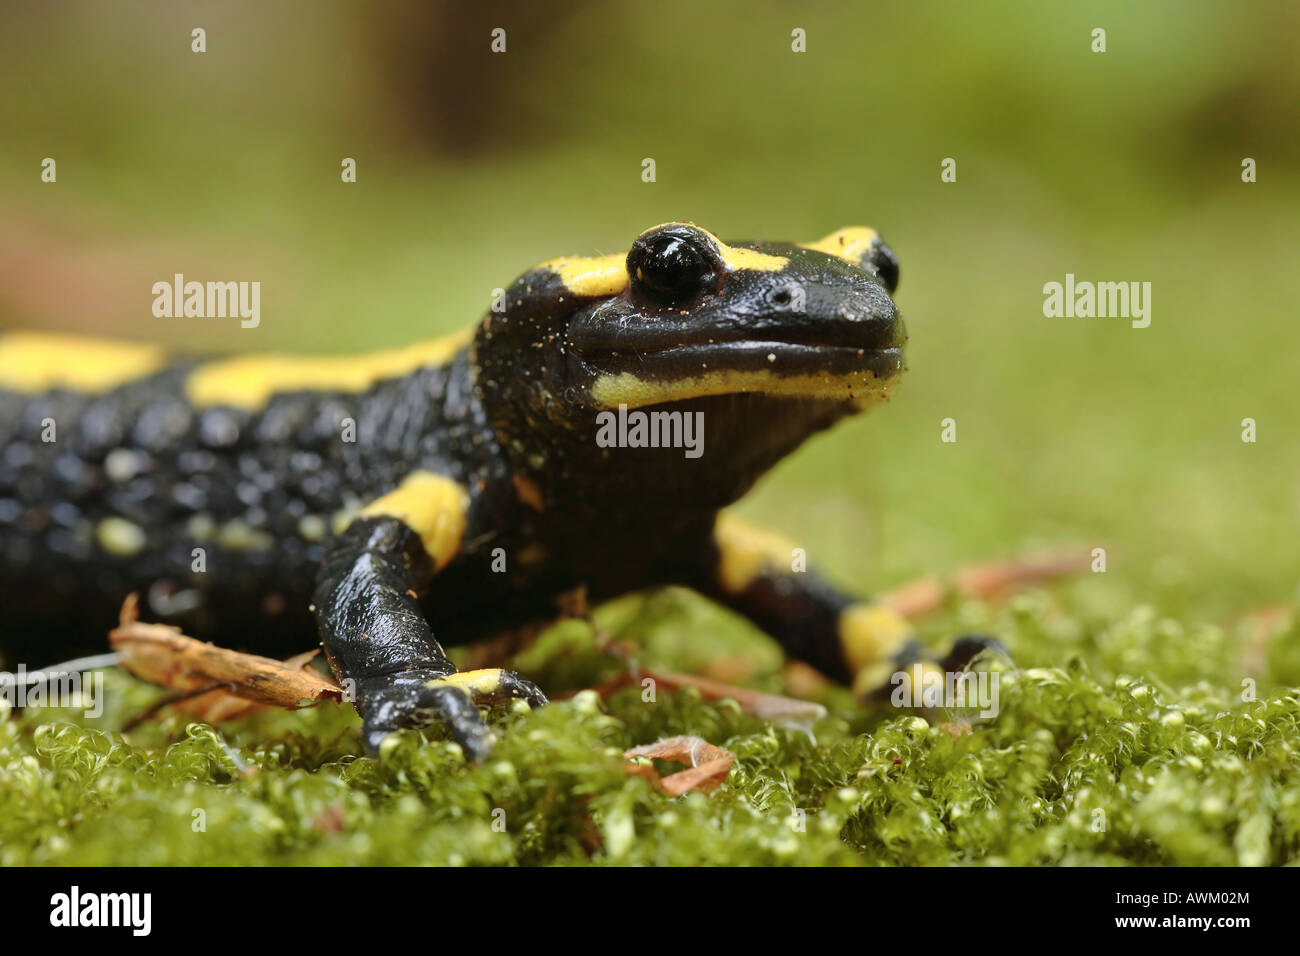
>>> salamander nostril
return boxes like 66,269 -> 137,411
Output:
767,284 -> 807,311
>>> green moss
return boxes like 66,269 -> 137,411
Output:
3,585 -> 1298,866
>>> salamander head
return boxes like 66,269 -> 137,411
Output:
474,222 -> 905,505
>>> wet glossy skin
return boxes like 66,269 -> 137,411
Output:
0,222 -> 975,758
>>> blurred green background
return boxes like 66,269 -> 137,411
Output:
3,0 -> 1298,638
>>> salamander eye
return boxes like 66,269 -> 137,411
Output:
627,233 -> 713,303
871,242 -> 900,294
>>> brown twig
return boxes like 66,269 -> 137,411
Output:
624,735 -> 735,795
882,547 -> 1094,618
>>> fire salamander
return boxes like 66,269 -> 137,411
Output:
0,222 -> 994,757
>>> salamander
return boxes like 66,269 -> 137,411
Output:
0,222 -> 993,757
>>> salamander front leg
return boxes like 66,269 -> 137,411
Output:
695,514 -> 1005,698
313,515 -> 545,757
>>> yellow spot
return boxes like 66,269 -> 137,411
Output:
216,519 -> 274,552
538,254 -> 629,297
0,332 -> 167,395
185,329 -> 473,410
427,668 -> 504,698
104,448 -> 146,484
297,515 -> 328,542
357,471 -> 469,569
186,514 -> 216,541
96,517 -> 147,556
591,366 -> 893,410
801,227 -> 880,265
851,661 -> 896,697
878,660 -> 949,705
714,514 -> 798,594
840,603 -> 913,677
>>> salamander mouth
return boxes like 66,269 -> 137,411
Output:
570,309 -> 903,355
577,339 -> 905,410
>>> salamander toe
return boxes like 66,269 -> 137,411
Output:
359,671 -> 496,760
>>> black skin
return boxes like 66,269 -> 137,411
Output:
0,222 -> 998,757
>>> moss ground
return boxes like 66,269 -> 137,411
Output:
3,582 -> 1298,866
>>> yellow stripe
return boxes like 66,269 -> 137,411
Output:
800,227 -> 879,265
591,366 -> 893,410
840,602 -> 913,677
0,332 -> 168,394
427,668 -> 504,697
713,514 -> 798,594
184,329 -> 473,410
644,223 -> 789,273
538,254 -> 629,297
536,225 -> 788,301
711,242 -> 788,273
356,471 -> 469,570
